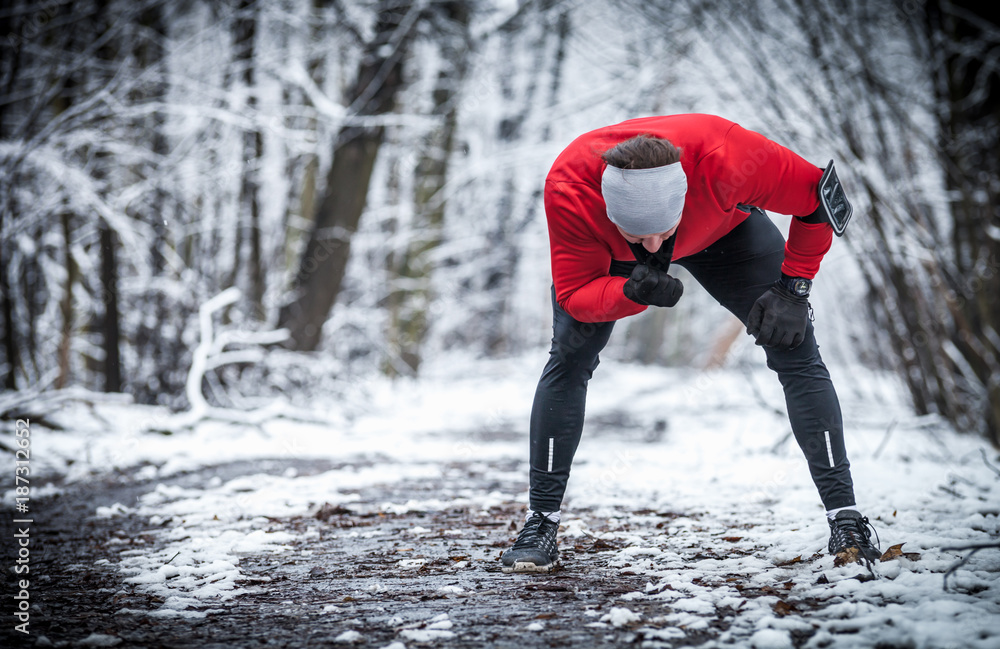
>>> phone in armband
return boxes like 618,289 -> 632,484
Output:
819,160 -> 853,237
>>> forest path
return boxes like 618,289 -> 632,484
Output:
1,456 -> 923,649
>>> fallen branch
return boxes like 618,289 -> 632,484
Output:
981,448 -> 1000,478
941,541 -> 1000,590
148,287 -> 336,434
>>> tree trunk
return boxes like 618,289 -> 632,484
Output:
0,3 -> 18,390
0,206 -> 16,391
927,0 -> 1000,444
234,0 -> 265,319
100,224 -> 122,392
127,3 -> 179,404
384,1 -> 471,375
280,0 -> 415,351
56,211 -> 74,389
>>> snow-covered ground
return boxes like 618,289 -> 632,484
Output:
7,352 -> 999,648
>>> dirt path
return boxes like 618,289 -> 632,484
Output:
1,458 -> 840,649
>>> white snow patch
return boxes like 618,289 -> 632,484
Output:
334,630 -> 363,643
399,629 -> 456,642
601,607 -> 641,627
427,613 -> 454,630
76,634 -> 122,648
95,503 -> 131,518
396,558 -> 427,569
750,628 -> 793,649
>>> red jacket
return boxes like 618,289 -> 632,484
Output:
544,114 -> 831,323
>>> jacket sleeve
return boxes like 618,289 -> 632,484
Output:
715,124 -> 833,279
545,181 -> 648,323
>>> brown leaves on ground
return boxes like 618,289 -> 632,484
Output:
834,547 -> 861,567
573,538 -> 622,553
879,543 -> 921,562
773,600 -> 798,617
834,542 -> 921,567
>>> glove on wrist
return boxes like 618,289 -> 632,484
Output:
746,282 -> 811,350
623,264 -> 683,307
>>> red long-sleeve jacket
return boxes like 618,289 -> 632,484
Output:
544,114 -> 831,323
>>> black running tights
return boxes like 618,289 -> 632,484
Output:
528,209 -> 856,512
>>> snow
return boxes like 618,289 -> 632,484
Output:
399,626 -> 456,642
750,628 -> 792,649
333,630 -> 363,643
7,353 -> 999,646
601,606 -> 642,627
76,634 -> 123,647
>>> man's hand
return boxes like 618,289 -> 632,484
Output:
623,264 -> 683,307
746,283 -> 811,350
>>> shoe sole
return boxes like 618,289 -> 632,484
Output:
501,560 -> 558,574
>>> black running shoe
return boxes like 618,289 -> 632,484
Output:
501,512 -> 559,573
828,510 -> 881,566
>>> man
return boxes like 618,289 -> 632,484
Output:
501,114 -> 880,573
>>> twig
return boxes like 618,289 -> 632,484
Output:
770,430 -> 793,454
740,363 -> 785,418
981,448 -> 1000,479
937,484 -> 965,499
941,542 -> 1000,590
872,419 -> 897,459
164,552 -> 181,566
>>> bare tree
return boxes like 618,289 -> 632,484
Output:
279,0 -> 421,351
383,1 -> 472,375
233,0 -> 266,318
925,0 -> 1000,443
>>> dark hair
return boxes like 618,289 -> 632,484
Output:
601,134 -> 680,169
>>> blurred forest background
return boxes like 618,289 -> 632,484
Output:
1,0 -> 998,444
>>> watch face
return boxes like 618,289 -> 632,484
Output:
792,279 -> 811,296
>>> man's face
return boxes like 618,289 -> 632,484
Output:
615,222 -> 680,253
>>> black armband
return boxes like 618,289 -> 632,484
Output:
795,160 -> 854,236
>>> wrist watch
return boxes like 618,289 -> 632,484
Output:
780,275 -> 812,297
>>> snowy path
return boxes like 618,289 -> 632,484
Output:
3,356 -> 998,648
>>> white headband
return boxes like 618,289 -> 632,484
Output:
601,162 -> 687,236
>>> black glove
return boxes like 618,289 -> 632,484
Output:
623,264 -> 684,307
746,283 -> 811,350
627,240 -> 674,273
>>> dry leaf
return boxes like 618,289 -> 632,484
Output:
721,536 -> 743,542
773,600 -> 797,617
774,555 -> 802,567
880,543 -> 905,561
834,547 -> 860,567
880,542 -> 921,562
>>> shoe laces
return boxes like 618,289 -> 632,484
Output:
834,513 -> 880,551
511,513 -> 556,550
